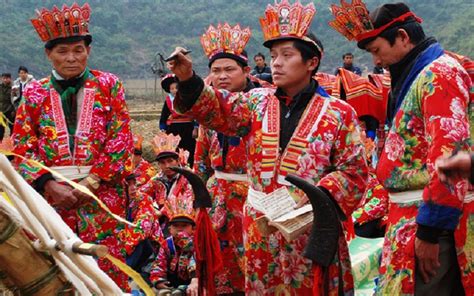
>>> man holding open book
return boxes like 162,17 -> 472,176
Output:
167,1 -> 368,294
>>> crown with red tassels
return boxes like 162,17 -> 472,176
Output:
328,0 -> 422,43
259,0 -> 322,53
31,3 -> 91,43
200,23 -> 251,63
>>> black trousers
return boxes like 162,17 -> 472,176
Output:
415,233 -> 465,296
166,122 -> 196,167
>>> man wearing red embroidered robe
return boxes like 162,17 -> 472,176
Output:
329,1 -> 473,294
194,23 -> 254,294
167,1 -> 368,294
12,3 -> 134,289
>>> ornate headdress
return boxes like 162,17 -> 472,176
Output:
200,23 -> 251,67
160,174 -> 195,226
328,1 -> 422,46
31,3 -> 92,48
152,131 -> 181,160
259,0 -> 322,54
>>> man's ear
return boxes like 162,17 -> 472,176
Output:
45,48 -> 52,61
307,56 -> 319,72
243,66 -> 251,75
397,28 -> 411,46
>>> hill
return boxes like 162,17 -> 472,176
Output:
0,0 -> 472,80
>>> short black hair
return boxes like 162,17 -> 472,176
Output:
342,52 -> 353,59
292,32 -> 324,76
45,35 -> 92,50
18,66 -> 28,73
1,73 -> 11,78
254,52 -> 265,61
378,21 -> 426,47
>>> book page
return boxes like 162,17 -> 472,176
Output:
273,204 -> 312,222
269,212 -> 314,242
259,187 -> 297,221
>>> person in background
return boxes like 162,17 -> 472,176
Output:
194,22 -> 254,295
0,73 -> 14,140
11,66 -> 35,109
250,52 -> 272,84
334,52 -> 362,76
159,74 -> 198,167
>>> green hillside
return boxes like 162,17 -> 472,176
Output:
0,0 -> 472,79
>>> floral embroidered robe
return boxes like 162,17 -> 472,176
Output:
175,80 -> 368,295
149,234 -> 196,288
120,158 -> 159,255
138,173 -> 195,233
375,54 -> 474,295
194,126 -> 248,293
134,158 -> 156,188
352,170 -> 389,226
12,70 -> 134,288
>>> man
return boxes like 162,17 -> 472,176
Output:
250,52 -> 272,84
334,52 -> 362,76
11,66 -> 35,109
168,1 -> 368,294
329,1 -> 472,295
0,73 -> 14,140
194,22 -> 254,295
12,3 -> 134,288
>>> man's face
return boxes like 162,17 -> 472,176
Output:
2,76 -> 11,85
169,82 -> 178,96
209,58 -> 249,92
343,55 -> 353,66
254,56 -> 265,68
157,156 -> 179,178
19,70 -> 28,81
45,40 -> 90,79
270,40 -> 318,91
365,31 -> 414,68
169,222 -> 193,237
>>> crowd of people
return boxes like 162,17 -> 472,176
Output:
0,0 -> 472,295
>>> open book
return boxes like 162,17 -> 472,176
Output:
249,187 -> 313,242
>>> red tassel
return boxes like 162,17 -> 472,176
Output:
312,265 -> 323,296
194,209 -> 223,296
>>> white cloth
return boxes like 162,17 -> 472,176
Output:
214,170 -> 248,182
389,190 -> 474,204
50,165 -> 92,180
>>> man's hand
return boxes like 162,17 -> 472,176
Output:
187,277 -> 198,296
71,178 -> 95,207
167,47 -> 193,81
436,152 -> 471,184
192,127 -> 199,139
44,180 -> 78,209
156,281 -> 171,290
415,237 -> 440,284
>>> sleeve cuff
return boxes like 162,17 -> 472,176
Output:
175,72 -> 204,113
416,224 -> 444,244
32,173 -> 55,193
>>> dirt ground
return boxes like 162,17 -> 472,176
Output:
128,99 -> 162,163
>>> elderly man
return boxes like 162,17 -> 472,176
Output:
12,3 -> 134,289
